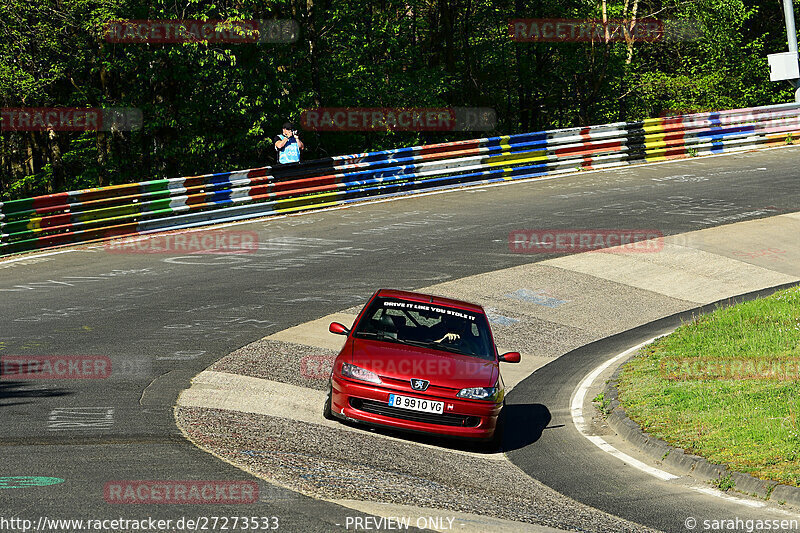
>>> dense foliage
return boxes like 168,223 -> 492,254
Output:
0,0 -> 795,200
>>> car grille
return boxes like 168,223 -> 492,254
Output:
350,398 -> 480,427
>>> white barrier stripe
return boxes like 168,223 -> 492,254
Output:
167,179 -> 188,190
169,197 -> 189,209
229,188 -> 252,200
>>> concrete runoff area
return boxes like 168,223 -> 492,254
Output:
175,406 -> 647,532
268,312 -> 358,351
176,212 -> 800,531
545,242 -> 796,305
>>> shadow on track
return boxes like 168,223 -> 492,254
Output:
0,380 -> 72,407
501,403 -> 555,453
330,402 -> 554,455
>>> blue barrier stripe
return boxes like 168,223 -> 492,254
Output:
697,125 -> 757,139
207,172 -> 236,186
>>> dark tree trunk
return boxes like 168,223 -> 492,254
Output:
48,129 -> 65,192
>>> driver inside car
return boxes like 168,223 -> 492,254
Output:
432,314 -> 481,355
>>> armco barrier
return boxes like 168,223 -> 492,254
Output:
2,103 -> 799,256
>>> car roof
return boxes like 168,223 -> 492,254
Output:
374,289 -> 485,313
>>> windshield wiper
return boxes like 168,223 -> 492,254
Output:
403,339 -> 493,359
354,331 -> 397,342
400,339 -> 464,354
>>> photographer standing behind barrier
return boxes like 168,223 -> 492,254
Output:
275,122 -> 304,164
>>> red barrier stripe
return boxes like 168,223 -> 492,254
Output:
247,184 -> 274,197
28,222 -> 135,248
76,183 -> 147,203
664,147 -> 689,158
418,139 -> 482,156
32,204 -> 72,216
182,176 -> 209,189
663,131 -> 688,142
247,168 -> 271,179
554,139 -> 624,157
35,213 -> 73,229
664,116 -> 687,158
31,193 -> 70,210
419,146 -> 483,161
271,175 -> 341,193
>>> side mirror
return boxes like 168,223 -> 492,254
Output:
329,322 -> 350,335
499,352 -> 521,363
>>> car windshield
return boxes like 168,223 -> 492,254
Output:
353,297 -> 495,360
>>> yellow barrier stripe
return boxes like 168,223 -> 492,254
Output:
485,151 -> 548,167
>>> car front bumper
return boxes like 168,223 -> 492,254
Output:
330,375 -> 501,440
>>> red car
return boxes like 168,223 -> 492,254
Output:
324,289 -> 520,447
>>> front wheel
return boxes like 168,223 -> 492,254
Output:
323,382 -> 335,421
491,409 -> 505,448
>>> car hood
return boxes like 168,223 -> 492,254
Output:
350,338 -> 498,389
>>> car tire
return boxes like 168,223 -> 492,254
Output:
492,409 -> 505,448
323,382 -> 335,421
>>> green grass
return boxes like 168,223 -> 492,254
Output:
593,392 -> 611,417
617,285 -> 800,487
712,473 -> 736,491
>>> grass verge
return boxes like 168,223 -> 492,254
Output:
617,285 -> 800,487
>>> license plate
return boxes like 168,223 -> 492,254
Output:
388,394 -> 444,414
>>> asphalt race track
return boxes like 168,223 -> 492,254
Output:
2,147 -> 800,532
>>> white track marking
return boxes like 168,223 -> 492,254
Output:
570,336 -> 678,481
0,249 -> 77,264
572,336 -> 800,515
691,486 -> 765,508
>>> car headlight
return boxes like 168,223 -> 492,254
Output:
341,362 -> 382,385
457,386 -> 499,401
